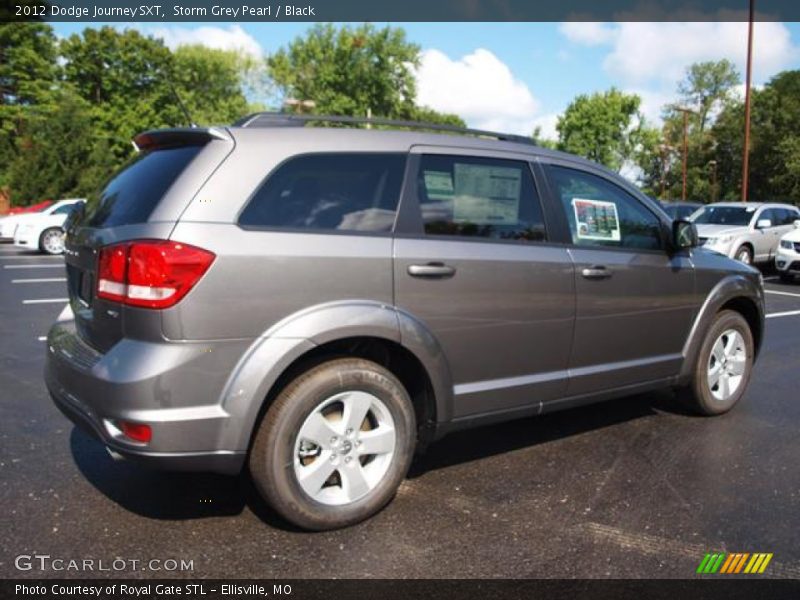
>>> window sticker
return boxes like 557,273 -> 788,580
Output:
423,171 -> 454,201
572,198 -> 621,241
452,163 -> 521,225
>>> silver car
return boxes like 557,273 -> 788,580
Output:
45,115 -> 765,530
691,202 -> 800,264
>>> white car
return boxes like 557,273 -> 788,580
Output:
12,199 -> 86,255
690,202 -> 800,264
0,207 -> 50,241
776,221 -> 800,282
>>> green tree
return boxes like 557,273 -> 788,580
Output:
268,23 -> 461,125
0,23 -> 58,189
677,60 -> 740,132
556,88 -> 652,172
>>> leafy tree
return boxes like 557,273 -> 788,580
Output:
268,23 -> 459,125
556,88 -> 653,172
677,60 -> 740,132
0,23 -> 58,188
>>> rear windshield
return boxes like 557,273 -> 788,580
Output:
82,146 -> 202,227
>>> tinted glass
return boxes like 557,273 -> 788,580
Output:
692,206 -> 754,226
547,165 -> 663,250
239,153 -> 406,232
52,203 -> 79,215
83,146 -> 202,228
417,155 -> 546,242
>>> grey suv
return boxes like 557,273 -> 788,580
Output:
45,115 -> 764,530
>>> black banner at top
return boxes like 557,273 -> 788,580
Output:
5,0 -> 800,22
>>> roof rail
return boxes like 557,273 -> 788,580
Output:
232,112 -> 536,146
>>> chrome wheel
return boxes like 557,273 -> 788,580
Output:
707,328 -> 747,402
42,228 -> 65,254
293,391 -> 396,506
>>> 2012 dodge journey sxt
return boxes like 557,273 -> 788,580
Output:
45,114 -> 765,530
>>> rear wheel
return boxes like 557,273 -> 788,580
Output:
734,245 -> 753,265
249,358 -> 416,530
39,227 -> 65,255
677,310 -> 754,415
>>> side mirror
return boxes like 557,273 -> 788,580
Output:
672,219 -> 698,250
793,219 -> 800,229
756,219 -> 772,229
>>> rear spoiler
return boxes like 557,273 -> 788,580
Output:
132,128 -> 230,152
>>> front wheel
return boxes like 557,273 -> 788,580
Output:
249,358 -> 416,530
779,271 -> 794,283
734,245 -> 753,265
39,227 -> 65,255
677,310 -> 754,415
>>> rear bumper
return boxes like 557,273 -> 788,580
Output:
44,319 -> 249,475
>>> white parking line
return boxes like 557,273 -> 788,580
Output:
0,255 -> 62,260
763,276 -> 779,281
37,336 -> 47,341
764,289 -> 800,298
3,264 -> 64,269
12,278 -> 67,283
766,309 -> 800,319
22,298 -> 69,305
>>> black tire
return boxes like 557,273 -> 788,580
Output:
676,310 -> 754,416
249,358 -> 416,530
734,245 -> 753,265
779,271 -> 794,283
38,227 -> 65,255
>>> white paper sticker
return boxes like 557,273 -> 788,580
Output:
572,198 -> 621,241
424,171 -> 454,200
452,164 -> 521,225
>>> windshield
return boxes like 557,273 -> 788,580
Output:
691,206 -> 754,226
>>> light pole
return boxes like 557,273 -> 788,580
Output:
742,0 -> 755,202
707,160 -> 718,203
658,143 -> 674,200
675,107 -> 697,201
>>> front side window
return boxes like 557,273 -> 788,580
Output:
546,165 -> 663,251
416,155 -> 546,242
239,153 -> 406,233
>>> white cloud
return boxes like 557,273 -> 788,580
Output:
561,21 -> 798,89
531,113 -> 559,141
415,48 -> 540,135
559,22 -> 615,46
147,25 -> 263,57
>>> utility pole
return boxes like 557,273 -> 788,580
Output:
675,107 -> 696,201
708,160 -> 718,203
742,0 -> 755,202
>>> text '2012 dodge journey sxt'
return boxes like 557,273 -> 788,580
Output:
46,114 -> 765,530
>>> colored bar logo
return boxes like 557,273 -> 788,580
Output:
696,552 -> 773,574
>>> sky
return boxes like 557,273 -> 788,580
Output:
51,21 -> 800,140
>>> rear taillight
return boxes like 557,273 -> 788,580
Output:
96,240 -> 215,309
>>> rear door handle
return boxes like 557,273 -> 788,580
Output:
581,265 -> 612,280
408,262 -> 456,278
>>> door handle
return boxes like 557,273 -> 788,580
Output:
581,265 -> 612,280
408,262 -> 456,278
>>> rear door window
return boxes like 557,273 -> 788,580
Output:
416,154 -> 547,242
239,153 -> 406,233
83,146 -> 203,228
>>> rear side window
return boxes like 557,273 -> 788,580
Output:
417,155 -> 547,242
84,146 -> 202,228
239,153 -> 406,233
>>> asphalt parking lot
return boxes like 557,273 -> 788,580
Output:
1,242 -> 799,579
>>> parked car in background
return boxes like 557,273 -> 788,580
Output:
776,221 -> 800,282
661,201 -> 703,221
12,199 -> 85,254
0,202 -> 54,241
690,202 -> 800,264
